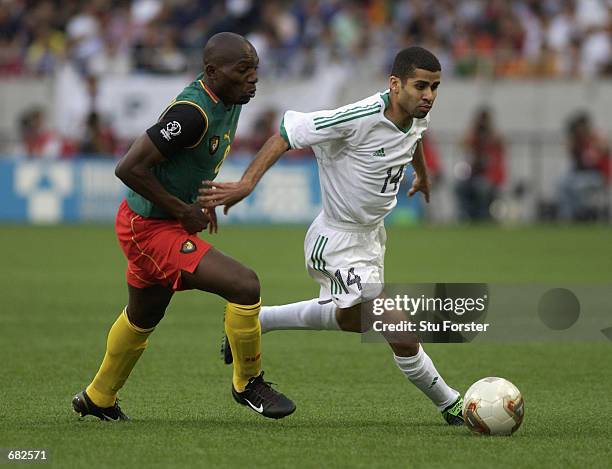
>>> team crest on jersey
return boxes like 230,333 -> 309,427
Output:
160,121 -> 181,141
180,240 -> 197,254
209,136 -> 220,154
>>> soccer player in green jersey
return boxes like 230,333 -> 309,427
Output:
72,32 -> 295,421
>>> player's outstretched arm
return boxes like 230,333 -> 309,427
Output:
407,140 -> 430,203
115,133 -> 214,233
199,133 -> 289,214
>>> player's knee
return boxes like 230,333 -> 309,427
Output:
336,308 -> 371,333
127,306 -> 165,329
229,268 -> 260,305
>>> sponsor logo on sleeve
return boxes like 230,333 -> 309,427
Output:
160,121 -> 182,141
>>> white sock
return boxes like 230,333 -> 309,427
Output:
393,345 -> 460,411
259,299 -> 339,333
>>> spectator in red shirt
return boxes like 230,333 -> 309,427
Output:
455,107 -> 506,221
15,107 -> 66,159
558,112 -> 610,221
79,111 -> 118,157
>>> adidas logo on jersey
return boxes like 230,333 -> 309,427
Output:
372,148 -> 385,157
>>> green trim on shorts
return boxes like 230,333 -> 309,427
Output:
311,235 -> 342,295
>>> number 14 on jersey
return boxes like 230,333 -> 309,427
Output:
381,165 -> 405,193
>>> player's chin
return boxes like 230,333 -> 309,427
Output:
414,109 -> 430,119
237,94 -> 254,104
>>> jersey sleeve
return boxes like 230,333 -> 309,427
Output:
146,103 -> 208,158
280,101 -> 380,149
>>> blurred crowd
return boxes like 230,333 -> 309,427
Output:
14,106 -> 120,158
13,73 -> 122,158
12,99 -> 611,222
1,0 -> 611,79
453,107 -> 609,222
3,0 -> 611,222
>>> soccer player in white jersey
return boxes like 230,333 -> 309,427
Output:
199,47 -> 464,425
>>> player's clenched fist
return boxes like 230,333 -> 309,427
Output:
176,203 -> 212,234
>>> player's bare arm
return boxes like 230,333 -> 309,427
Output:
408,140 -> 430,203
198,133 -> 289,214
115,134 -> 214,234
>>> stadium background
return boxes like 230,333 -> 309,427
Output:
1,0 -> 611,224
1,1 -> 611,468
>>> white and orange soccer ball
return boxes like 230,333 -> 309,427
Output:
462,377 -> 525,436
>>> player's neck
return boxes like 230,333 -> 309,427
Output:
201,78 -> 230,108
384,99 -> 413,132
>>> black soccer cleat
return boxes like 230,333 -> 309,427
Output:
72,390 -> 129,421
232,372 -> 296,419
221,334 -> 233,365
441,396 -> 464,426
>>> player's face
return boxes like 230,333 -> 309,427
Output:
216,46 -> 259,105
396,68 -> 441,119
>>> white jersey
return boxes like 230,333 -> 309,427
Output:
281,91 -> 430,226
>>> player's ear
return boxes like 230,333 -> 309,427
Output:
205,63 -> 217,81
389,76 -> 400,94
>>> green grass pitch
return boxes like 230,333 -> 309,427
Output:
0,224 -> 610,468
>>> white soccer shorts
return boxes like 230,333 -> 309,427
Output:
304,212 -> 386,308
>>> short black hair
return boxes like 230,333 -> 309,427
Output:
391,46 -> 441,80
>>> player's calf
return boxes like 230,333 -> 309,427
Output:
388,340 -> 420,357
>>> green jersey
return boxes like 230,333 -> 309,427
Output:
126,73 -> 241,218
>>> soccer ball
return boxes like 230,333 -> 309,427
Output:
462,377 -> 525,436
